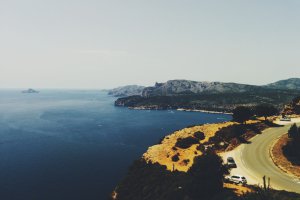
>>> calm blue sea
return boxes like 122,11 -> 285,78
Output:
0,90 -> 231,200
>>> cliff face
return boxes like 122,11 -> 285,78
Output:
108,85 -> 145,97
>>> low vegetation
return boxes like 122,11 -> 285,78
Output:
113,152 -> 228,200
142,122 -> 235,172
239,188 -> 300,200
282,96 -> 300,115
232,105 -> 279,124
113,155 -> 300,200
254,104 -> 279,120
193,131 -> 205,140
175,136 -> 199,149
209,124 -> 257,151
143,112 -> 279,172
232,106 -> 253,124
171,154 -> 180,162
283,123 -> 300,165
115,91 -> 298,112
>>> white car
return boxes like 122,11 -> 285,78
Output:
225,175 -> 247,185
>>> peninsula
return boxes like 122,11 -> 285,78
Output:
113,78 -> 300,113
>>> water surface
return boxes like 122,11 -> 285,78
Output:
0,90 -> 231,200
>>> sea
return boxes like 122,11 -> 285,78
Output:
0,90 -> 231,200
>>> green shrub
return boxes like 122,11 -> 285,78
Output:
115,153 -> 228,200
283,124 -> 300,165
232,106 -> 253,124
172,154 -> 180,162
175,136 -> 199,149
194,131 -> 205,140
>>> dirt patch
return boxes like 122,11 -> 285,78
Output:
270,134 -> 300,177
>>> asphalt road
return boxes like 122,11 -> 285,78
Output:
223,122 -> 300,193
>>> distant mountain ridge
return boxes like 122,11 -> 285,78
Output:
142,80 -> 264,97
109,78 -> 300,98
266,78 -> 300,90
113,78 -> 300,112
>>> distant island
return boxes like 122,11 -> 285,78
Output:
22,88 -> 39,93
112,78 -> 300,113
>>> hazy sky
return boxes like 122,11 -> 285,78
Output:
0,0 -> 299,89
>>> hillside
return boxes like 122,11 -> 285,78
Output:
142,80 -> 263,97
108,85 -> 145,97
115,90 -> 299,112
114,78 -> 300,112
266,78 -> 300,90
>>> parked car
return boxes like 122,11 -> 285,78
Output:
225,175 -> 247,185
280,117 -> 291,121
227,157 -> 237,168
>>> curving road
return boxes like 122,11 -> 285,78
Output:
222,122 -> 300,193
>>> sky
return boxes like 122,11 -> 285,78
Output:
0,0 -> 299,89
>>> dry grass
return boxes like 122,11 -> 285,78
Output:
224,183 -> 253,196
142,120 -> 262,172
142,121 -> 236,172
271,134 -> 300,177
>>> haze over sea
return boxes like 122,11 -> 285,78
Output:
0,90 -> 231,200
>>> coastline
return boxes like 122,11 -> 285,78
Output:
128,106 -> 232,115
176,108 -> 232,115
